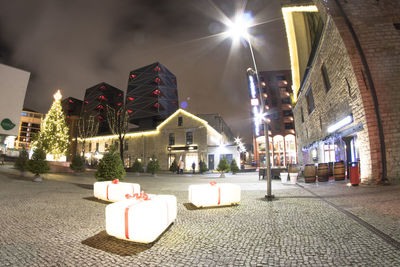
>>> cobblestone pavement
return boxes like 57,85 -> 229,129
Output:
0,166 -> 399,266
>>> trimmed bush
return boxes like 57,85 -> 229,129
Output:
217,156 -> 230,173
70,154 -> 85,172
199,160 -> 208,174
169,159 -> 178,173
132,159 -> 144,173
95,146 -> 125,181
15,148 -> 29,172
230,159 -> 240,174
147,155 -> 160,175
27,147 -> 50,175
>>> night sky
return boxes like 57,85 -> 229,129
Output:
0,0 -> 290,144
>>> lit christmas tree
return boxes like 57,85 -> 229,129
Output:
36,90 -> 70,160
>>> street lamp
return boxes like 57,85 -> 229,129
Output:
226,14 -> 274,200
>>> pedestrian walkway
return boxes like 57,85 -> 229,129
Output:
0,165 -> 399,266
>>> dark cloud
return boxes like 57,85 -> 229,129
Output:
0,0 -> 289,144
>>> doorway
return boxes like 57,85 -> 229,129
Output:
208,154 -> 214,170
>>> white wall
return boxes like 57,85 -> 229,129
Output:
0,64 -> 30,137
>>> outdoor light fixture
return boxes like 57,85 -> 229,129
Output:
226,13 -> 273,199
327,115 -> 353,133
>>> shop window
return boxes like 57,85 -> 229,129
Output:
324,143 -> 336,162
220,154 -> 233,165
306,86 -> 315,114
285,134 -> 297,165
272,135 -> 285,167
186,132 -> 193,145
321,63 -> 331,92
178,116 -> 183,126
169,133 -> 175,145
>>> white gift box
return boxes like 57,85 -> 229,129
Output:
93,180 -> 140,202
188,182 -> 241,208
105,194 -> 177,243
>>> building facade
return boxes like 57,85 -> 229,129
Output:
126,62 -> 179,129
0,64 -> 30,155
15,109 -> 43,150
282,0 -> 400,183
79,109 -> 239,172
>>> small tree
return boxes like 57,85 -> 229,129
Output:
70,154 -> 85,173
169,159 -> 178,173
132,159 -> 144,173
27,147 -> 50,180
147,155 -> 160,175
230,159 -> 240,174
95,146 -> 125,181
217,156 -> 230,177
15,147 -> 29,173
199,160 -> 208,174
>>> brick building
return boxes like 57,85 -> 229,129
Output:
282,0 -> 400,183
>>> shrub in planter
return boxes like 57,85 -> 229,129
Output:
132,159 -> 144,173
169,159 -> 178,173
147,155 -> 160,175
199,160 -> 208,174
15,147 -> 29,173
230,159 -> 240,174
217,156 -> 230,177
95,146 -> 125,181
70,154 -> 85,173
27,147 -> 50,179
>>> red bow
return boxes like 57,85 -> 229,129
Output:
210,181 -> 217,186
112,179 -> 119,184
125,191 -> 149,200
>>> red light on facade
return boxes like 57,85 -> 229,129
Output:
96,105 -> 104,110
130,74 -> 136,79
84,109 -> 87,113
154,66 -> 161,72
100,85 -> 106,90
127,109 -> 133,114
154,103 -> 159,108
66,115 -> 70,119
153,89 -> 161,95
68,99 -> 74,103
117,102 -> 122,106
84,101 -> 88,104
128,97 -> 134,101
97,95 -> 108,101
98,116 -> 104,120
155,78 -> 161,84
118,93 -> 122,97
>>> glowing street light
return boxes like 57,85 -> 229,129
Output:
225,13 -> 274,200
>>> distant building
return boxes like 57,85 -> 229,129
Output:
126,62 -> 179,129
15,109 -> 43,150
61,97 -> 83,159
79,109 -> 239,171
82,82 -> 124,134
0,64 -> 30,154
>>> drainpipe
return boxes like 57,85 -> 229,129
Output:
332,0 -> 387,181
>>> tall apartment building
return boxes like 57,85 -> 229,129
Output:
250,70 -> 297,168
82,82 -> 124,134
15,109 -> 43,149
61,97 -> 83,159
126,62 -> 179,129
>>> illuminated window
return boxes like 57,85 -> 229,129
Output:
178,117 -> 183,126
186,132 -> 193,145
306,86 -> 315,114
285,134 -> 297,165
169,133 -> 175,145
321,63 -> 331,92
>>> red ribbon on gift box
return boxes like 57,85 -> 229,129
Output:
112,179 -> 119,184
209,181 -> 220,205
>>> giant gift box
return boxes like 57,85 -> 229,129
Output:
94,179 -> 140,202
105,193 -> 177,243
188,182 -> 241,208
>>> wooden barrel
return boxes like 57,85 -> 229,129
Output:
328,162 -> 334,177
318,163 -> 329,182
304,164 -> 316,183
334,161 -> 345,181
288,164 -> 298,173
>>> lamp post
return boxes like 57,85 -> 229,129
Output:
226,14 -> 274,199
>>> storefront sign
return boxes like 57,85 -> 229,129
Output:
1,118 -> 16,130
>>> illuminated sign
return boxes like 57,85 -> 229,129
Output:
1,118 -> 16,130
328,115 -> 353,133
